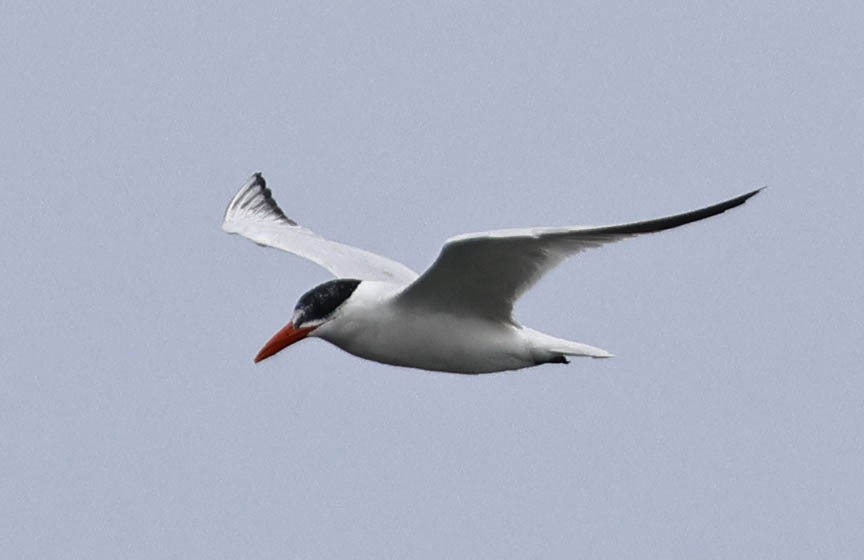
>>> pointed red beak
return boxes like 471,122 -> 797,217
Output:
254,322 -> 316,363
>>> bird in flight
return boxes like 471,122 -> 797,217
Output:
223,173 -> 761,374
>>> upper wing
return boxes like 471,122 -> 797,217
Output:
396,189 -> 763,322
222,173 -> 419,284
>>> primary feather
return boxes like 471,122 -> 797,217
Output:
222,173 -> 418,283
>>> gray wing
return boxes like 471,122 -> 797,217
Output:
222,173 -> 419,284
397,189 -> 763,322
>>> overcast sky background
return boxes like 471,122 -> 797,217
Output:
3,2 -> 863,558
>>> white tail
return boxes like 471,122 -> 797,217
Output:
523,328 -> 614,360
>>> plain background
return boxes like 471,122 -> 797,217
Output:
3,2 -> 862,558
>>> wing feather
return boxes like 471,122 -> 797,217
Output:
397,189 -> 763,321
222,173 -> 418,284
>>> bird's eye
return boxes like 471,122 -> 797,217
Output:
291,309 -> 306,327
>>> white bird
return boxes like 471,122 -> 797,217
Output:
223,173 -> 761,374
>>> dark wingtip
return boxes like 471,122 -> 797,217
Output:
729,186 -> 766,208
745,186 -> 767,199
589,186 -> 766,236
241,172 -> 297,226
727,186 -> 765,207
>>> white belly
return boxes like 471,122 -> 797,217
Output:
316,308 -> 535,374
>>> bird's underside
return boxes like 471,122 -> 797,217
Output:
223,173 -> 762,373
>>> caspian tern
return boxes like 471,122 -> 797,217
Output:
223,173 -> 761,373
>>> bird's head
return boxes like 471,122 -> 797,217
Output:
254,279 -> 361,363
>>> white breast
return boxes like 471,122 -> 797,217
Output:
312,282 -> 537,373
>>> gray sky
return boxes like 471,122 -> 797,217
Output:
3,2 -> 863,558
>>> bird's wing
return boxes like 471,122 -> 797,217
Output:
396,189 -> 763,322
222,173 -> 419,284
